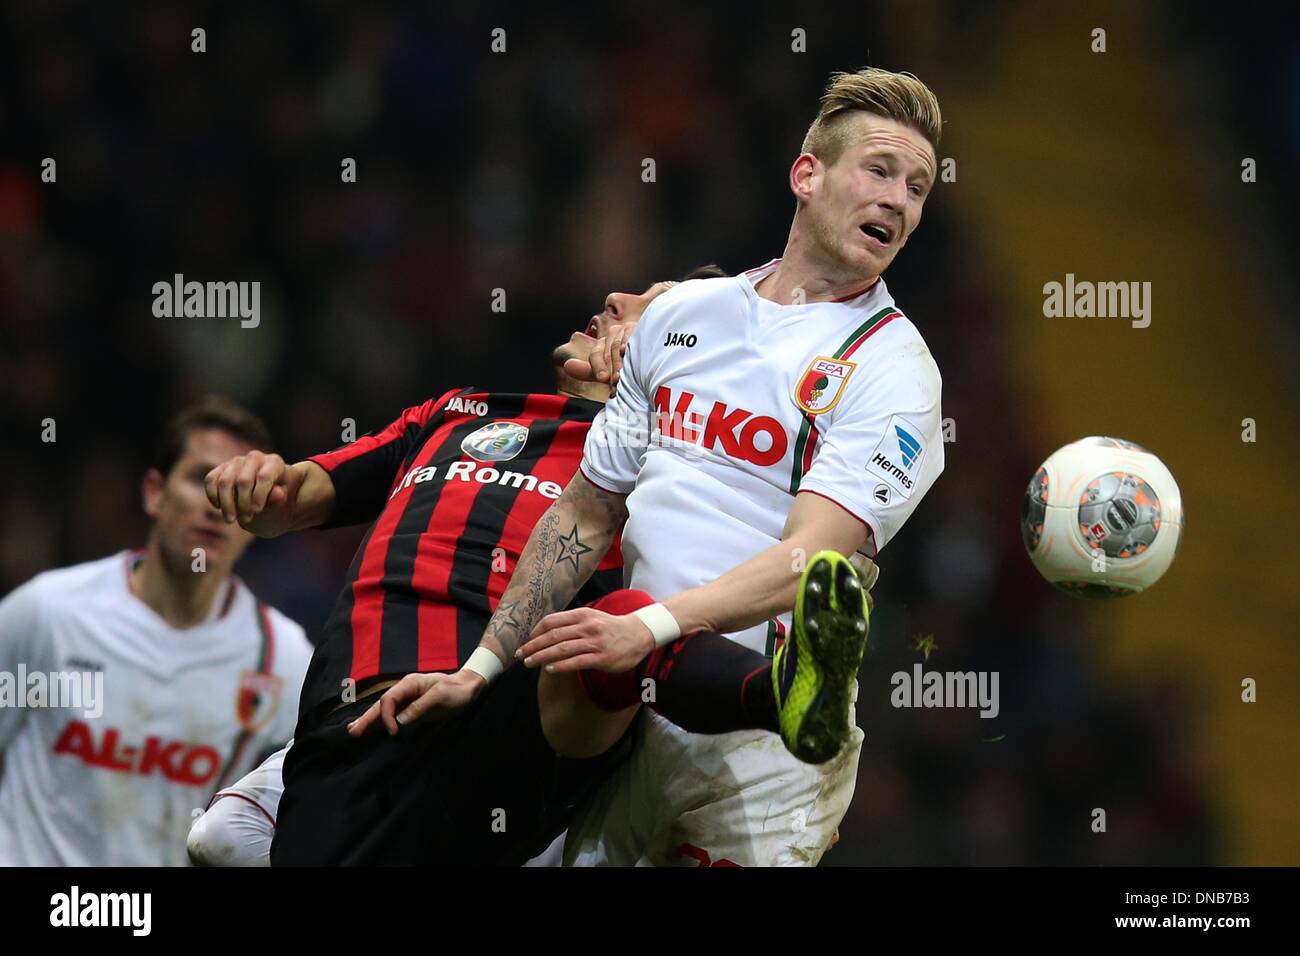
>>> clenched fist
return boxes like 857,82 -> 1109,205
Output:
204,451 -> 309,537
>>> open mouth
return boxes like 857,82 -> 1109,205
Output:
584,318 -> 601,338
859,222 -> 893,246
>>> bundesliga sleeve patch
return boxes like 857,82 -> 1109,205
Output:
866,415 -> 927,499
793,356 -> 857,415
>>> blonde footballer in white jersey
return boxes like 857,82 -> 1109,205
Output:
0,397 -> 311,866
365,67 -> 944,866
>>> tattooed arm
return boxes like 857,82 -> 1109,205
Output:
346,471 -> 627,735
480,472 -> 627,664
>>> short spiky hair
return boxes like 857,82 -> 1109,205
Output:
681,264 -> 728,281
151,394 -> 272,477
801,68 -> 942,167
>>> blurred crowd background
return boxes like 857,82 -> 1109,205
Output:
2,1 -> 1296,864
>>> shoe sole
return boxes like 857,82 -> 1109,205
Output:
784,551 -> 869,764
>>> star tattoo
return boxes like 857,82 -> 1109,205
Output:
554,525 -> 592,572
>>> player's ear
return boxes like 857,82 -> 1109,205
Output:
141,468 -> 165,519
789,153 -> 820,203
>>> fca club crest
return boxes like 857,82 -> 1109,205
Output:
235,671 -> 283,732
461,420 -> 530,462
793,356 -> 857,415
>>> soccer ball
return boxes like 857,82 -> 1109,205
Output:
1021,436 -> 1185,598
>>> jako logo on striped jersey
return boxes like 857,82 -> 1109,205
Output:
447,396 -> 489,416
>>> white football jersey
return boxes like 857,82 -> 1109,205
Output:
0,551 -> 311,866
582,259 -> 944,655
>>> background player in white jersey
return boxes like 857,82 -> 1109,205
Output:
361,67 -> 945,866
0,396 -> 312,866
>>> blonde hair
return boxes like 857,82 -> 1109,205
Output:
801,68 -> 942,166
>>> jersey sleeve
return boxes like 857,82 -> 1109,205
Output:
0,580 -> 46,749
309,389 -> 462,528
796,343 -> 944,556
579,309 -> 661,495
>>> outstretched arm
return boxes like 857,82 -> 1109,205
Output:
660,492 -> 868,637
517,491 -> 869,673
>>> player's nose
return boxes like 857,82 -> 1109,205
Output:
605,293 -> 627,319
878,177 -> 909,210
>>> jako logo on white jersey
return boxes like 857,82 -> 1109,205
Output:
653,387 -> 787,466
389,460 -> 563,500
52,721 -> 222,787
448,396 -> 489,416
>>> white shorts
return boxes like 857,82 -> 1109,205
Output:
562,700 -> 863,867
186,744 -> 288,867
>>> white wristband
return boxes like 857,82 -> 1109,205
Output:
463,646 -> 504,684
632,603 -> 682,648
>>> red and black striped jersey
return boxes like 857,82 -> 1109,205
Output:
298,389 -> 623,722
